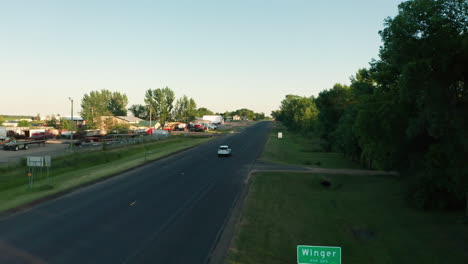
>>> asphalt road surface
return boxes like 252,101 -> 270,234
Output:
0,121 -> 271,264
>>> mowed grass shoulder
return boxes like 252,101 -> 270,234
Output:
228,172 -> 468,264
0,136 -> 212,212
261,123 -> 361,169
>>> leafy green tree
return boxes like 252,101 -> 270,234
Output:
0,115 -> 4,126
108,92 -> 128,116
270,110 -> 280,120
60,118 -> 74,130
238,108 -> 255,120
276,95 -> 318,133
195,107 -> 214,117
17,120 -> 30,127
315,83 -> 351,150
173,96 -> 197,122
129,104 -> 149,120
81,89 -> 128,128
145,87 -> 175,127
226,108 -> 256,120
46,115 -> 60,128
327,0 -> 468,208
270,0 -> 467,209
370,0 -> 468,208
254,112 -> 265,120
331,69 -> 376,162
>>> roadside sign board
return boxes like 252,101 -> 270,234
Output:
278,132 -> 283,138
297,245 -> 341,264
27,156 -> 44,167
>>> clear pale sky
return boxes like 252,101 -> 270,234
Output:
0,0 -> 403,117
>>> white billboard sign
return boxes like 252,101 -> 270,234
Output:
27,157 -> 44,167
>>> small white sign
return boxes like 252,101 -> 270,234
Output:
27,156 -> 44,167
278,132 -> 283,138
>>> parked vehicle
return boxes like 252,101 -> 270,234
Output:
202,115 -> 223,125
217,145 -> 232,157
3,139 -> 46,151
134,129 -> 149,135
176,123 -> 188,131
74,138 -> 101,147
29,131 -> 54,140
0,137 -> 11,145
194,124 -> 206,132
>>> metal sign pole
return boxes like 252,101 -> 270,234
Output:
27,156 -> 44,189
45,156 -> 51,183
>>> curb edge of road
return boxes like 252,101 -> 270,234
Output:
205,169 -> 256,264
0,135 -> 224,220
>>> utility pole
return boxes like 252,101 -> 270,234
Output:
69,97 -> 73,150
149,108 -> 153,135
148,105 -> 152,135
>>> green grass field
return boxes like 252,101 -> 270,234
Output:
0,136 -> 212,212
228,122 -> 468,264
228,172 -> 468,264
261,123 -> 362,169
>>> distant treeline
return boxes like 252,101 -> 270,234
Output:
78,86 -> 266,130
272,0 -> 467,209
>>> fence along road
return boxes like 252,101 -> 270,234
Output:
0,121 -> 271,264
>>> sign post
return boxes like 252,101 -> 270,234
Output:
278,132 -> 283,138
44,155 -> 51,181
27,156 -> 44,188
297,245 -> 341,264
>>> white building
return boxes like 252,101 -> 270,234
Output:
202,115 -> 224,124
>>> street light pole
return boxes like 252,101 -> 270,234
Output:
69,97 -> 73,150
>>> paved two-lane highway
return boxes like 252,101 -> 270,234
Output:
0,121 -> 271,264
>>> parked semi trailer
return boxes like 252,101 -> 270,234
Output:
2,139 -> 46,151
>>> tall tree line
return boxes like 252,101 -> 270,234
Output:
274,0 -> 467,209
223,108 -> 266,120
130,87 -> 201,125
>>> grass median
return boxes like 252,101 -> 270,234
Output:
0,136 -> 213,213
228,172 -> 468,264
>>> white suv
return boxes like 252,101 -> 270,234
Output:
217,145 -> 232,157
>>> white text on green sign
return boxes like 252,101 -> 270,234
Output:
297,245 -> 341,264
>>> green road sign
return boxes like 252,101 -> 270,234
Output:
297,245 -> 341,264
